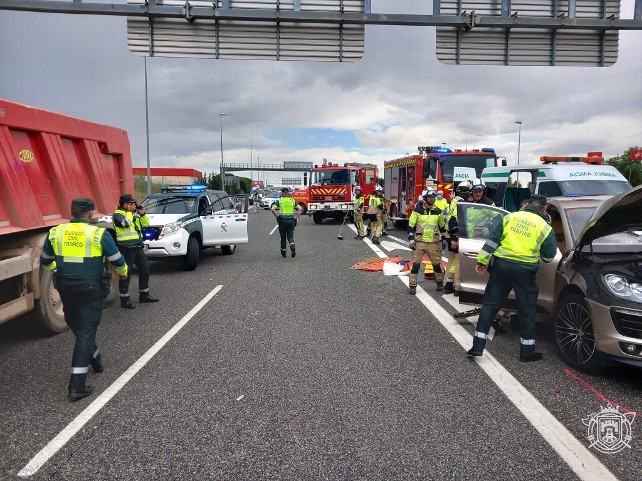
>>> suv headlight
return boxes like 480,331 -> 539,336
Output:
159,221 -> 183,239
602,273 -> 642,302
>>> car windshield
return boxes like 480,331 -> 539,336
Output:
142,195 -> 196,214
565,206 -> 642,249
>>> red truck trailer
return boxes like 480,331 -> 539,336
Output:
0,99 -> 134,334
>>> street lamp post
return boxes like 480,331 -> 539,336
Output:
250,144 -> 254,183
515,121 -> 522,165
219,112 -> 227,191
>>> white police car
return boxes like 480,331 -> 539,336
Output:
141,185 -> 248,270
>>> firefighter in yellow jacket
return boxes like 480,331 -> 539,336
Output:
407,189 -> 447,295
353,185 -> 366,239
367,185 -> 385,244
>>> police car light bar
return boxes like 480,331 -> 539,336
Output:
160,184 -> 208,192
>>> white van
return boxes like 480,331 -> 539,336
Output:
481,158 -> 630,211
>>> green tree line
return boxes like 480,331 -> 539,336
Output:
606,146 -> 642,186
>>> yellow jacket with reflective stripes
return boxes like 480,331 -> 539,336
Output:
40,220 -> 128,279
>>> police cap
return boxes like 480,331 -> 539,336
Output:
71,198 -> 95,212
119,194 -> 136,205
527,194 -> 547,206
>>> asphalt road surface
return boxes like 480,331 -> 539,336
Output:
1,211 -> 640,480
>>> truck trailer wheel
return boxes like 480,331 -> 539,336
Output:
32,268 -> 68,334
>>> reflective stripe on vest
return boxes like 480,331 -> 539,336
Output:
493,211 -> 552,264
50,223 -> 104,262
114,209 -> 142,242
409,211 -> 441,242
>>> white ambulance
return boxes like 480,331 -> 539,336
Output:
481,156 -> 631,211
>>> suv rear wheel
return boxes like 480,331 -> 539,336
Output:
554,294 -> 603,373
221,244 -> 236,255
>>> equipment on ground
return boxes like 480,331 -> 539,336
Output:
337,210 -> 351,240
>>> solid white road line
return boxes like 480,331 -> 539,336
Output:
365,236 -> 617,481
18,285 -> 224,478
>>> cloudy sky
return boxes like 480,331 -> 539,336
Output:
1,0 -> 641,186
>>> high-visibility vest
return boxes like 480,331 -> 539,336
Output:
47,222 -> 106,278
493,211 -> 552,264
367,195 -> 383,214
113,208 -> 145,244
354,196 -> 364,213
408,208 -> 445,242
276,197 -> 297,217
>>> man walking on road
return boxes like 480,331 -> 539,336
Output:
40,198 -> 128,400
467,194 -> 557,362
271,188 -> 302,258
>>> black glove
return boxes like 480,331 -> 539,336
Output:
378,204 -> 385,211
294,219 -> 298,226
276,216 -> 281,224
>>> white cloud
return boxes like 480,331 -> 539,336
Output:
1,0 -> 640,184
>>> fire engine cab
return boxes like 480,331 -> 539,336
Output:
384,146 -> 504,226
306,161 -> 378,224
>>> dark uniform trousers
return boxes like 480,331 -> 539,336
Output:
278,217 -> 296,254
118,244 -> 151,294
57,277 -> 105,388
472,257 -> 539,358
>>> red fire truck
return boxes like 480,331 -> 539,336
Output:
307,161 -> 379,224
384,146 -> 505,226
291,188 -> 309,214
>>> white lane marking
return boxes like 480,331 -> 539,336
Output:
367,241 -> 617,481
269,224 -> 278,235
18,285 -> 224,478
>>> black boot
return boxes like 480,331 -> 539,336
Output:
436,282 -> 444,292
409,285 -> 417,295
281,249 -> 287,258
68,373 -> 93,401
121,297 -> 136,309
90,353 -> 104,373
139,291 -> 159,303
467,336 -> 486,357
443,282 -> 454,294
291,247 -> 296,258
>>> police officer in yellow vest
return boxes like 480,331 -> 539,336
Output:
40,198 -> 128,400
407,188 -> 447,295
271,188 -> 302,258
113,194 -> 159,308
467,194 -> 557,362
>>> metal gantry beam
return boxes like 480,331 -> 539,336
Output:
1,0 -> 641,29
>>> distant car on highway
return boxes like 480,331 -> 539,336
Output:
260,192 -> 281,209
458,185 -> 642,373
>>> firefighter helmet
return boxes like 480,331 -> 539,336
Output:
421,188 -> 437,197
456,183 -> 471,197
375,185 -> 384,192
354,185 -> 362,191
471,183 -> 486,193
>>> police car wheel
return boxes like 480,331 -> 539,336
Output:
554,294 -> 603,373
182,236 -> 201,271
